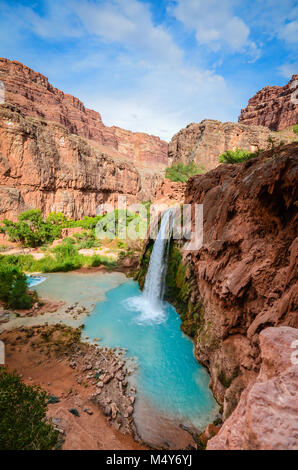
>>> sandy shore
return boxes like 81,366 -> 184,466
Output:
0,270 -> 148,450
0,324 -> 147,450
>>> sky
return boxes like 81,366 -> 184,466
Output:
0,0 -> 297,141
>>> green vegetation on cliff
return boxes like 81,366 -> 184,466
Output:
219,148 -> 256,164
293,124 -> 298,134
134,239 -> 154,289
0,368 -> 58,450
165,161 -> 205,182
164,242 -> 204,338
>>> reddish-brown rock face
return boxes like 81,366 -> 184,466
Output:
0,104 -> 164,220
238,75 -> 298,131
207,326 -> 298,450
0,58 -> 168,166
153,179 -> 187,206
184,143 -> 298,420
168,119 -> 295,171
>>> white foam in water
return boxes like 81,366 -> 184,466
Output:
123,295 -> 167,324
26,275 -> 47,288
124,208 -> 175,325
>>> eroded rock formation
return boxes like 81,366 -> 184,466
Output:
0,104 -> 163,220
168,119 -> 295,171
153,179 -> 187,206
182,143 -> 297,423
238,75 -> 298,131
207,326 -> 298,450
0,58 -> 168,166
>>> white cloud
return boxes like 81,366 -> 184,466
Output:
74,0 -> 183,64
81,60 -> 238,141
278,62 -> 298,79
19,1 -> 83,39
0,0 -> 251,140
170,0 -> 259,56
278,3 -> 298,44
247,1 -> 298,45
279,20 -> 298,44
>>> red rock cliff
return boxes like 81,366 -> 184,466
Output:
0,58 -> 168,166
238,75 -> 298,130
168,119 -> 295,171
207,326 -> 298,450
0,104 -> 163,220
184,143 -> 298,422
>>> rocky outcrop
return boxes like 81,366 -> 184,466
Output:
0,58 -> 168,167
182,143 -> 298,420
168,119 -> 295,171
238,75 -> 298,131
207,326 -> 298,450
0,104 -> 163,220
153,179 -> 186,206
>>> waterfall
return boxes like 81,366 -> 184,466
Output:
124,208 -> 175,324
143,208 -> 175,304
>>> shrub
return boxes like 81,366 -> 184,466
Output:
53,240 -> 78,259
46,211 -> 68,226
293,124 -> 298,134
219,148 -> 256,164
165,162 -> 205,182
0,249 -> 116,274
0,368 -> 58,450
0,263 -> 34,309
1,209 -> 62,247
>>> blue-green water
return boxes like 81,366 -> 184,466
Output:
31,271 -> 218,447
26,275 -> 47,288
83,279 -> 218,445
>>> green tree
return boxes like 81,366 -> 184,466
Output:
0,368 -> 58,450
1,209 -> 62,247
165,161 -> 205,182
293,124 -> 298,134
0,264 -> 34,309
46,211 -> 68,226
219,148 -> 256,164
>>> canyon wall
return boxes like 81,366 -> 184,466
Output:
182,142 -> 298,423
0,58 -> 168,167
207,326 -> 298,450
238,74 -> 298,131
0,58 -> 169,220
138,143 -> 298,448
168,119 -> 296,171
0,104 -> 163,220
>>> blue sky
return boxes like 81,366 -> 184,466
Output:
0,0 -> 297,140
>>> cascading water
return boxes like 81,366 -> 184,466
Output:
34,208 -> 219,448
143,208 -> 175,303
125,208 -> 176,323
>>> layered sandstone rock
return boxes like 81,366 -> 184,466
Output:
168,119 -> 295,171
184,143 -> 298,420
0,58 -> 168,166
207,326 -> 298,450
238,75 -> 298,131
0,104 -> 163,220
153,179 -> 186,206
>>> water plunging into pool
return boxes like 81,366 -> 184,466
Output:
34,211 -> 219,447
83,209 -> 219,447
128,208 -> 175,324
143,209 -> 174,303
